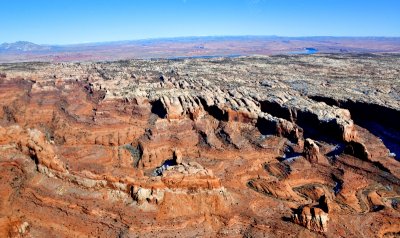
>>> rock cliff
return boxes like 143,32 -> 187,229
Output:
0,54 -> 399,237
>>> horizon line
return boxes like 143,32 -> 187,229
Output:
2,35 -> 400,46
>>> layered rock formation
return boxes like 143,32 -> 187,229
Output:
0,54 -> 399,237
292,195 -> 331,232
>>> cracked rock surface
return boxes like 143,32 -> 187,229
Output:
0,54 -> 399,237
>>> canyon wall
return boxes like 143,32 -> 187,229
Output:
0,54 -> 399,237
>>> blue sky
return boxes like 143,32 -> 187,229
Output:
1,0 -> 399,44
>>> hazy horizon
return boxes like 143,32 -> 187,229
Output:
3,35 -> 400,46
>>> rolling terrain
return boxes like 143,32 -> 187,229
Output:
0,54 -> 399,237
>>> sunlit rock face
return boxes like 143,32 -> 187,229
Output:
0,54 -> 399,237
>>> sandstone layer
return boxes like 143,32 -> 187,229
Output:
0,54 -> 399,237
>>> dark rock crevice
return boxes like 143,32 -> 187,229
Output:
260,101 -> 294,122
344,141 -> 370,161
309,96 -> 400,130
259,100 -> 345,143
150,99 -> 167,118
198,97 -> 229,121
309,95 -> 400,160
255,116 -> 300,143
256,116 -> 279,135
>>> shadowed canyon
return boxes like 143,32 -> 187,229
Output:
0,54 -> 399,237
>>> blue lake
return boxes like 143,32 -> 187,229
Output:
289,48 -> 318,55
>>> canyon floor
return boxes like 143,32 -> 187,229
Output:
0,54 -> 399,237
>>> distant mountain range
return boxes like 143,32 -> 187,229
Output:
0,41 -> 52,52
1,36 -> 400,62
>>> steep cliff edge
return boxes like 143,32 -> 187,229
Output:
0,54 -> 399,237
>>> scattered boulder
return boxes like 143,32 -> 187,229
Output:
303,138 -> 320,163
132,187 -> 164,205
173,149 -> 183,164
303,138 -> 330,165
367,191 -> 385,212
292,195 -> 331,232
344,141 -> 371,160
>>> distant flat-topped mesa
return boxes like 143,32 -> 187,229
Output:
0,54 -> 399,237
